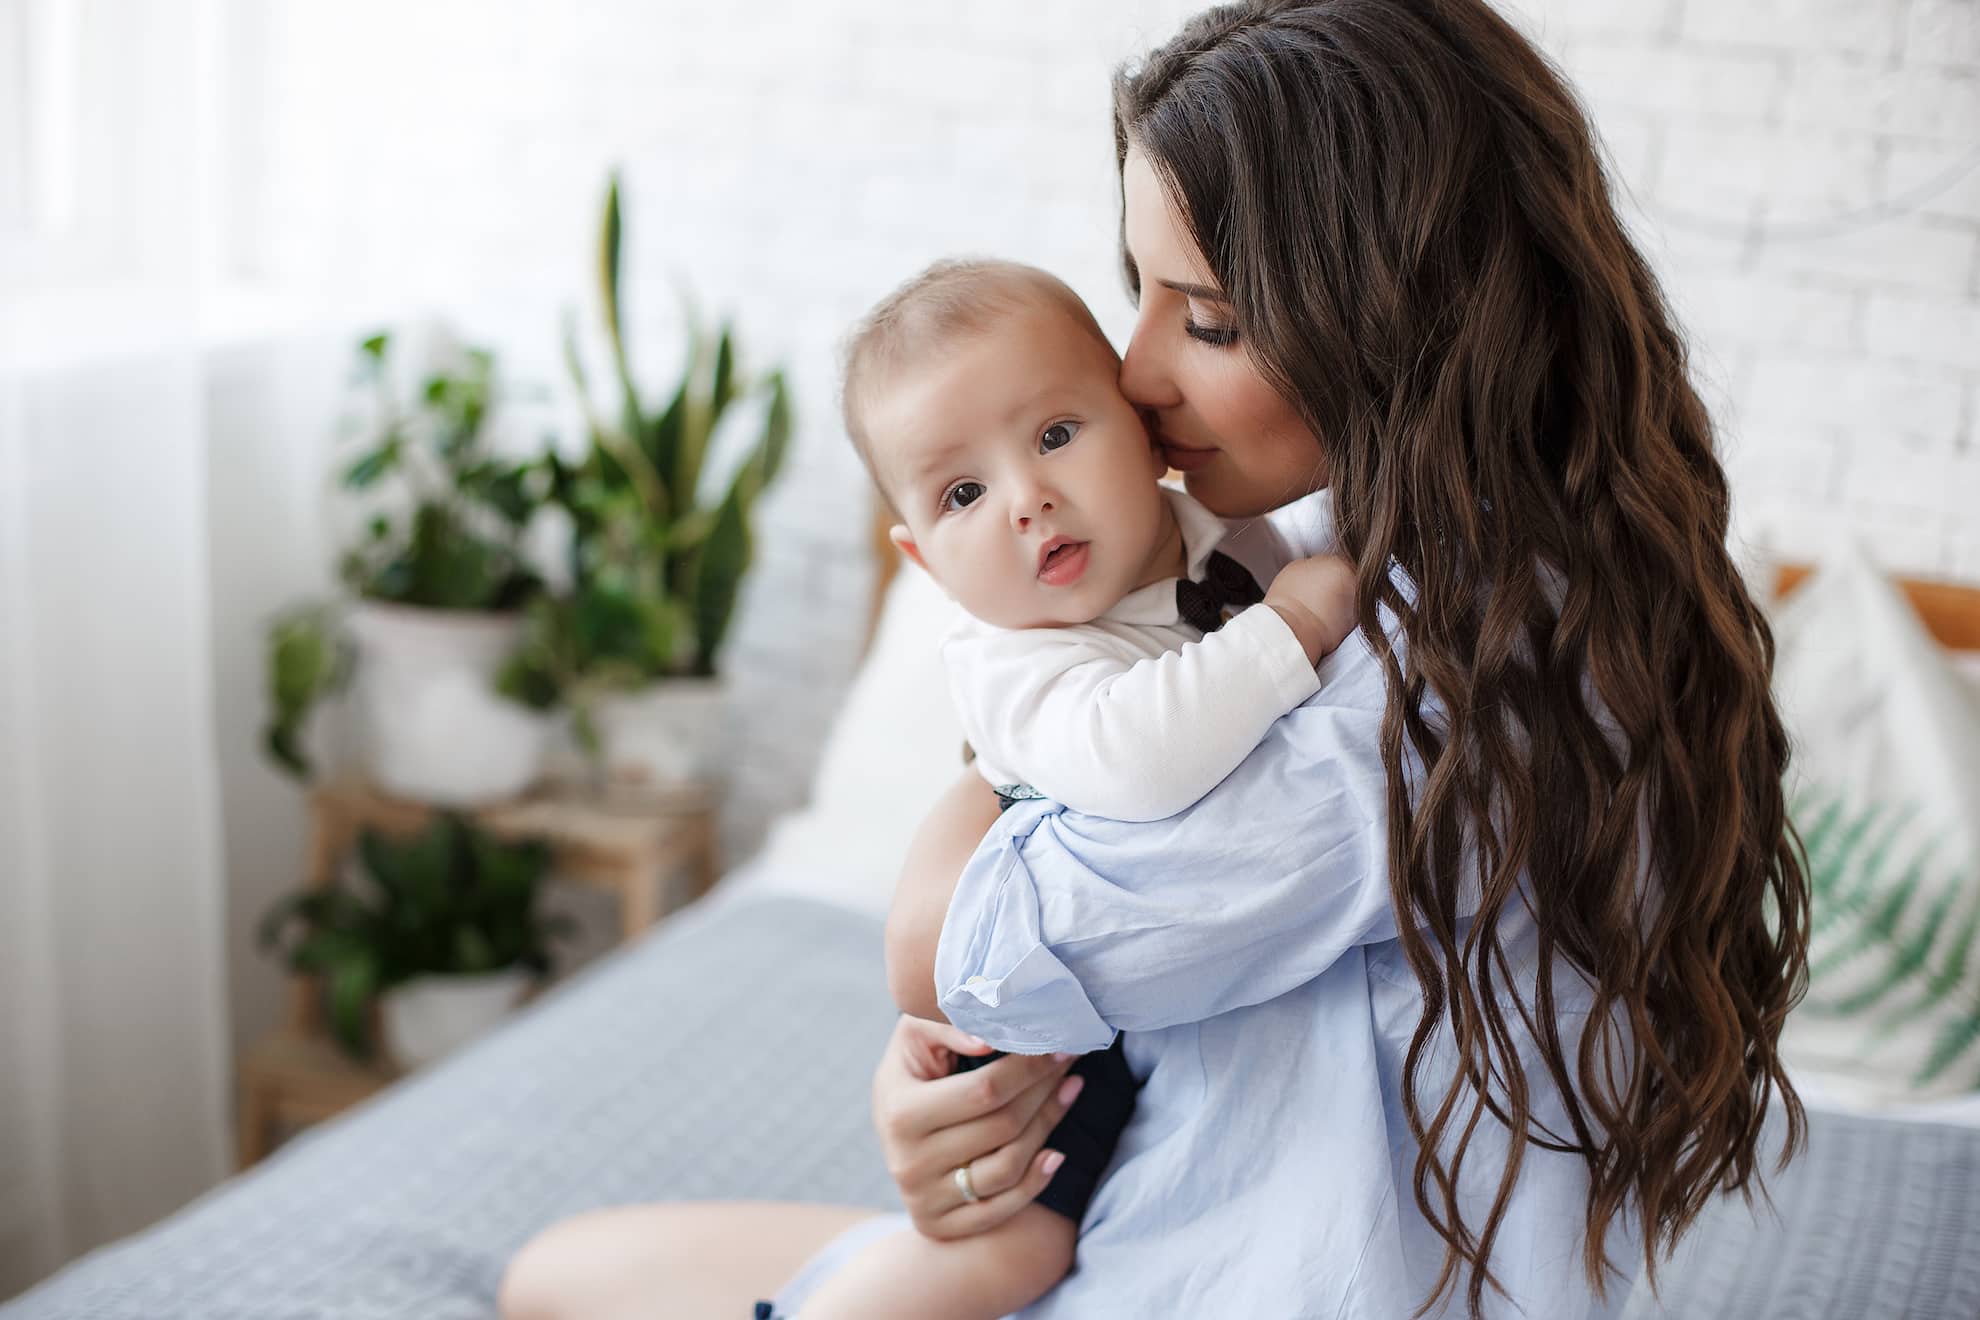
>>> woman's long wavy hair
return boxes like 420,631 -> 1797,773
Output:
1117,2 -> 1808,1314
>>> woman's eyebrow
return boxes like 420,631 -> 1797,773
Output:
1157,278 -> 1229,302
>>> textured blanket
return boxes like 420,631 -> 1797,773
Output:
5,893 -> 1977,1318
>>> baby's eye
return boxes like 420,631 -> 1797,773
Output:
1040,421 -> 1081,452
942,480 -> 985,512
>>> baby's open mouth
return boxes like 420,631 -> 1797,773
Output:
1041,541 -> 1082,568
1037,538 -> 1091,585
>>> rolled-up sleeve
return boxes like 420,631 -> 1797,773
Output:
935,633 -> 1407,1054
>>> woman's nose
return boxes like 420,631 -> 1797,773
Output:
1118,311 -> 1179,410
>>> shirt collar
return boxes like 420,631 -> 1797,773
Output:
1104,485 -> 1229,626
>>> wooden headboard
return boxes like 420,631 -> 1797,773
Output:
1775,564 -> 1980,653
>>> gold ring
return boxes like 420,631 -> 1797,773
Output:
953,1162 -> 981,1204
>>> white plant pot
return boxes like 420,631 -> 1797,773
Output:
380,967 -> 535,1071
346,602 -> 550,806
590,677 -> 730,794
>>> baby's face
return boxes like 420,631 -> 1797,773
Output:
869,300 -> 1174,629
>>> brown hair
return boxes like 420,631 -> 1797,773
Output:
840,257 -> 1113,508
1116,2 -> 1807,1314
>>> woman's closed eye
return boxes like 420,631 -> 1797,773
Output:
1183,301 -> 1239,347
940,479 -> 986,513
1040,420 -> 1081,452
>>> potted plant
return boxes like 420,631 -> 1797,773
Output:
265,330 -> 559,805
256,812 -> 571,1068
500,171 -> 791,793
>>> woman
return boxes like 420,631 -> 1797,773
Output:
501,1 -> 1808,1316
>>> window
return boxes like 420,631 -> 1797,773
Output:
0,0 -> 244,295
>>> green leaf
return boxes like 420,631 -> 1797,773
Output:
646,376 -> 688,500
326,947 -> 381,1059
453,925 -> 497,974
710,322 -> 737,420
690,482 -> 751,675
1793,788 -> 1980,1091
478,462 -> 539,527
750,369 -> 793,499
342,438 -> 401,489
263,606 -> 347,781
1919,1011 -> 1980,1089
1827,858 -> 1958,1015
359,828 -> 409,901
598,172 -> 645,444
671,316 -> 715,513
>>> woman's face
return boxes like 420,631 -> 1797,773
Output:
1118,147 -> 1329,519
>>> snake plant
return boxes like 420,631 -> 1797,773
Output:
499,170 -> 791,738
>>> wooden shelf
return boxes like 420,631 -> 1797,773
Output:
236,1028 -> 399,1166
238,776 -> 721,1168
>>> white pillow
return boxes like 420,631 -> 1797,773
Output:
742,563 -> 967,919
1774,542 -> 1980,1105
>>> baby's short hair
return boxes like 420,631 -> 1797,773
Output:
840,258 -> 1115,510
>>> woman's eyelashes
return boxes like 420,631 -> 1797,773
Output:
1183,296 -> 1239,346
1184,320 -> 1239,347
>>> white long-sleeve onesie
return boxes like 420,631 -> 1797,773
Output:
942,486 -> 1322,823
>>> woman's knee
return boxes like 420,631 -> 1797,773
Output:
498,1211 -> 626,1320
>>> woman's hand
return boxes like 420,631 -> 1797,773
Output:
871,1015 -> 1083,1241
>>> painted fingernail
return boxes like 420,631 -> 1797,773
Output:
1057,1076 -> 1085,1106
1051,1052 -> 1076,1063
1043,1150 -> 1066,1176
966,1035 -> 988,1049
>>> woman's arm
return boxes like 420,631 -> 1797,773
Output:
932,630 -> 1432,1053
886,767 -> 1003,1020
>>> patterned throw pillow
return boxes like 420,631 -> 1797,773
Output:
1774,545 -> 1980,1104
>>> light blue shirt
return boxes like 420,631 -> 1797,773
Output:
933,536 -> 1643,1318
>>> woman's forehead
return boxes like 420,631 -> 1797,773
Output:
1121,148 -> 1220,296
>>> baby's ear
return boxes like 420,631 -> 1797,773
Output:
888,524 -> 929,574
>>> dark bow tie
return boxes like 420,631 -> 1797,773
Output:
1175,549 -> 1265,634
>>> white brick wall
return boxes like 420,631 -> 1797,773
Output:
228,0 -> 1979,891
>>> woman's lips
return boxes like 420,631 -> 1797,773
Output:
1037,540 -> 1090,586
1159,438 -> 1218,472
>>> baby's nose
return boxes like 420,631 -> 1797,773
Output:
1014,498 -> 1056,530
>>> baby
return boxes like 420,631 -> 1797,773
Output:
767,259 -> 1356,1320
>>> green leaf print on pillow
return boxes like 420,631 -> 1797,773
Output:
1791,786 -> 1980,1093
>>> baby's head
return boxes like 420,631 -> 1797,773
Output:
843,259 -> 1175,630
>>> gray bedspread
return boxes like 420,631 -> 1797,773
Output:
6,892 -> 1979,1318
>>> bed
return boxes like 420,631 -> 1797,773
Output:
6,524 -> 1980,1319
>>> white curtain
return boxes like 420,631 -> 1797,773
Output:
0,345 -> 233,1294
0,0 -> 240,1294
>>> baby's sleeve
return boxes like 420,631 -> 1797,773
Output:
944,605 -> 1321,822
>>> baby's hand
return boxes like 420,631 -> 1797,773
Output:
1264,554 -> 1358,664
